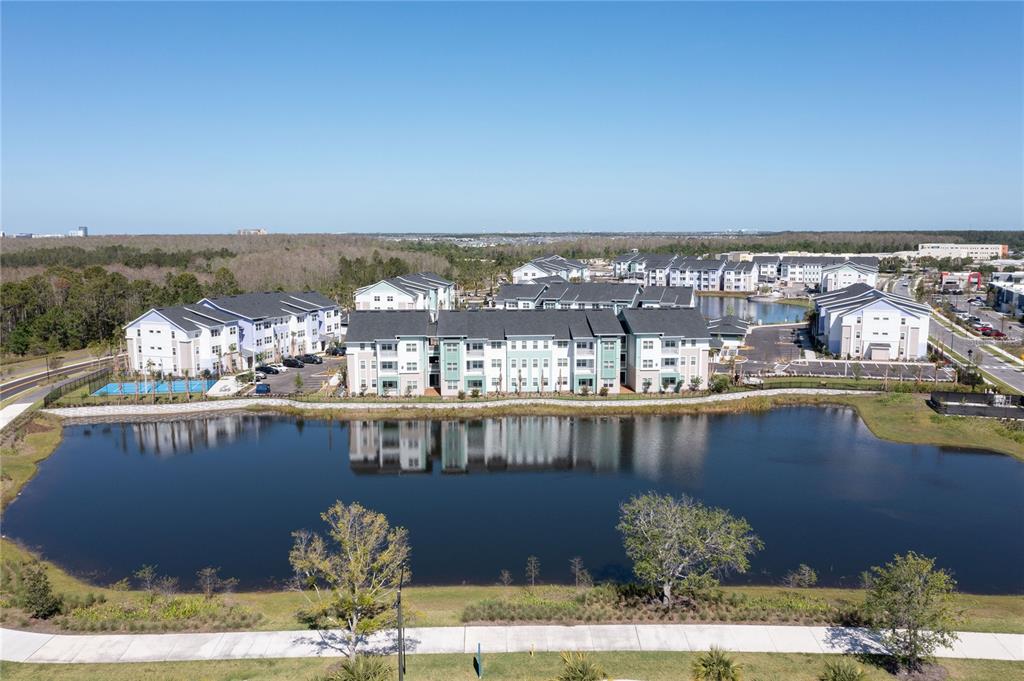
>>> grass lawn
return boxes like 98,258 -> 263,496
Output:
1,653 -> 1021,681
0,414 -> 63,508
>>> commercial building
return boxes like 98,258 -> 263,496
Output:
819,261 -> 879,292
620,308 -> 712,392
917,243 -> 1008,261
512,255 -> 590,283
125,291 -> 341,375
813,283 -> 931,360
353,272 -> 455,318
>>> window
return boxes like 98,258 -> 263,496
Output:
642,359 -> 654,369
466,360 -> 484,371
557,358 -> 568,367
386,296 -> 394,302
490,341 -> 503,349
211,345 -> 221,355
407,381 -> 418,391
405,343 -> 417,352
491,359 -> 502,369
406,362 -> 418,371
555,341 -> 569,348
373,296 -> 380,302
663,340 -> 677,349
532,359 -> 538,368
603,359 -> 615,369
446,381 -> 459,391
576,359 -> 594,369
543,359 -> 549,368
543,341 -> 549,349
642,340 -> 654,350
663,358 -> 677,367
690,357 -> 697,366
446,362 -> 458,372
445,342 -> 458,353
380,361 -> 397,371
532,341 -> 538,350
469,342 -> 484,351
510,341 -> 517,350
511,359 -> 517,369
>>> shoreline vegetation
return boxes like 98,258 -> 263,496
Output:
1,393 -> 1022,641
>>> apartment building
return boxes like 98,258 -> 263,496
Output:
124,304 -> 241,376
493,282 -> 641,312
353,272 -> 455,318
819,261 -> 879,293
721,261 -> 757,292
813,283 -> 931,360
197,291 -> 342,366
620,308 -> 712,392
752,255 -> 781,283
344,311 -> 433,396
435,309 -> 625,396
917,243 -> 1008,261
633,286 -> 696,308
512,255 -> 590,283
125,290 -> 340,375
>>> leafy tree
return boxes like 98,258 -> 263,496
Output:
689,376 -> 702,392
294,373 -> 304,392
289,501 -> 410,657
783,564 -> 818,588
691,647 -> 741,681
207,267 -> 242,297
18,561 -> 62,619
708,375 -> 731,394
862,552 -> 961,671
618,493 -> 763,606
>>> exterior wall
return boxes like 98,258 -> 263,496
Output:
125,311 -> 241,376
354,282 -> 419,311
824,302 -> 929,360
820,267 -> 878,293
512,263 -> 551,284
345,337 -> 430,396
625,333 -> 709,392
917,244 -> 1007,261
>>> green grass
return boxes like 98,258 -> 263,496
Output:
1,653 -> 1020,681
0,415 -> 63,508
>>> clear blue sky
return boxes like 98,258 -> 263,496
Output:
2,1 -> 1021,234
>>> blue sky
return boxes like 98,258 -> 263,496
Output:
2,2 -> 1021,234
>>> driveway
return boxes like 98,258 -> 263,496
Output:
258,356 -> 343,395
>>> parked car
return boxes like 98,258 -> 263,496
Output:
327,346 -> 346,356
298,353 -> 323,364
255,364 -> 279,375
254,383 -> 271,395
269,362 -> 288,372
282,357 -> 305,369
253,371 -> 266,381
982,329 -> 1006,338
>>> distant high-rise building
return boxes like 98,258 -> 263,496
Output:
68,226 -> 88,237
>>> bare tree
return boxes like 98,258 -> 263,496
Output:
525,555 -> 541,588
499,569 -> 513,587
196,566 -> 239,599
569,556 -> 592,590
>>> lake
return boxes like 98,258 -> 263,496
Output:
5,409 -> 1022,593
697,295 -> 807,324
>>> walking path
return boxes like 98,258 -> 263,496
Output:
2,624 -> 1021,664
40,388 -> 876,420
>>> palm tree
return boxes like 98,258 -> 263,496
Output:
692,647 -> 741,681
227,343 -> 238,373
183,369 -> 191,401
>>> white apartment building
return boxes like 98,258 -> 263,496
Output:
512,255 -> 591,283
492,282 -> 642,312
819,261 -> 879,293
124,304 -> 241,376
721,261 -> 756,292
813,283 -> 931,360
751,255 -> 781,283
344,311 -> 433,396
620,308 -> 712,392
917,243 -> 1008,261
353,272 -> 455,318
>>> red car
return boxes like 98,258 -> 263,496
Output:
982,329 -> 1006,338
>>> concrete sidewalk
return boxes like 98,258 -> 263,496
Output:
2,624 -> 1022,664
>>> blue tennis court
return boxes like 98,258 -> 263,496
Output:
92,380 -> 216,396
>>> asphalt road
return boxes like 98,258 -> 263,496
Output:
0,356 -> 115,402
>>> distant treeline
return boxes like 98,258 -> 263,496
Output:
0,245 -> 235,269
1,266 -> 242,356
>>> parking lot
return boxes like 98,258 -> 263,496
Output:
778,359 -> 956,382
256,355 -> 345,395
738,323 -> 811,370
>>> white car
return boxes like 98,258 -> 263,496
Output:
253,371 -> 266,381
269,363 -> 287,372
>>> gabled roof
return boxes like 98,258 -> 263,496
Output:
125,304 -> 240,333
723,261 -> 755,272
619,308 -> 711,339
202,291 -> 336,320
493,284 -> 549,302
751,255 -> 781,264
437,309 -> 623,340
354,272 -> 453,298
822,261 -> 878,275
551,283 -> 641,304
345,311 -> 433,342
635,286 -> 695,308
707,315 -> 752,336
813,283 -> 931,318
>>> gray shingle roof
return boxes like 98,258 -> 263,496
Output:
203,291 -> 336,319
635,286 -> 695,308
493,284 -> 548,302
620,308 -> 710,338
345,311 -> 433,342
143,304 -> 240,333
438,309 -> 623,340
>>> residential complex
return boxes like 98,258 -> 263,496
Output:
819,261 -> 879,292
512,255 -> 591,283
917,243 -> 1008,261
493,282 -> 639,312
813,284 -> 931,360
125,291 -> 342,375
353,272 -> 455,318
344,307 -> 714,396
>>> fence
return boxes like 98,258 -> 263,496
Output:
42,368 -> 114,407
928,391 -> 1024,419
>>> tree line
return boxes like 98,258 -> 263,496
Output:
0,244 -> 235,269
1,266 -> 242,356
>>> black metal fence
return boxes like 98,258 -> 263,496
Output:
42,368 -> 114,407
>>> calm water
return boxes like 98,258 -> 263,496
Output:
5,409 -> 1022,593
698,295 -> 807,324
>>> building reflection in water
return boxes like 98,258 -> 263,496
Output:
347,415 -> 709,477
116,414 -> 264,456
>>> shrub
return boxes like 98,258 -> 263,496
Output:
314,656 -> 393,681
470,388 -> 481,398
457,390 -> 466,400
18,562 -> 63,619
709,375 -> 731,394
782,564 -> 818,588
579,385 -> 591,396
556,651 -> 606,681
692,647 -> 741,681
819,658 -> 866,681
598,386 -> 609,397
